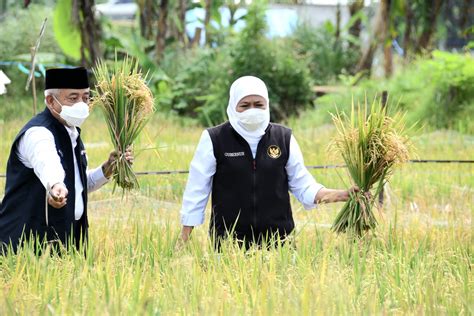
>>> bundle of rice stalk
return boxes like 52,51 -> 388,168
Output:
91,56 -> 154,191
330,97 -> 412,237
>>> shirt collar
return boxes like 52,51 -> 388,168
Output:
64,125 -> 79,142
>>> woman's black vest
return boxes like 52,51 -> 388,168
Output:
0,108 -> 88,253
207,121 -> 293,246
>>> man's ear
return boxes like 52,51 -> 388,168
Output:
45,95 -> 54,107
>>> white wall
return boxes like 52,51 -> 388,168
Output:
269,3 -> 352,29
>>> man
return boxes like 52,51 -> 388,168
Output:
0,67 -> 133,253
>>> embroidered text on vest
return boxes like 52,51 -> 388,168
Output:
224,152 -> 245,157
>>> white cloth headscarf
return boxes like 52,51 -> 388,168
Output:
226,76 -> 270,149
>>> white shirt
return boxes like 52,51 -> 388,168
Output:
180,130 -> 324,226
17,126 -> 109,220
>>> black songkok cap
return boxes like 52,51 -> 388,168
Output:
45,67 -> 90,90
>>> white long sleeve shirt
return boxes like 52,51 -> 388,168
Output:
17,126 -> 109,220
180,130 -> 324,226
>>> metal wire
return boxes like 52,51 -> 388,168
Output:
0,159 -> 473,178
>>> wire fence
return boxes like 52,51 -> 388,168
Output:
1,159 -> 473,178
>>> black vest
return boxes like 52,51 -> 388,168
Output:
0,108 -> 88,252
207,122 -> 293,245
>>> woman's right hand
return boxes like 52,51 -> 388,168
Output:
181,226 -> 194,242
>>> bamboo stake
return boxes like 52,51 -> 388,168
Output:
25,18 -> 47,116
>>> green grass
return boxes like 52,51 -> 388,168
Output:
0,102 -> 473,314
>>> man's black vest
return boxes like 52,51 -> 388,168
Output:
207,121 -> 293,245
0,108 -> 88,253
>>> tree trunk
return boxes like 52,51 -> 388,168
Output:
1,0 -> 7,15
402,2 -> 413,60
417,0 -> 444,51
355,43 -> 376,75
139,0 -> 155,40
335,3 -> 341,42
156,0 -> 169,61
355,0 -> 383,75
380,0 -> 392,78
177,0 -> 187,45
73,0 -> 101,67
348,0 -> 364,50
204,0 -> 212,45
383,42 -> 393,78
191,27 -> 202,47
459,0 -> 471,33
228,2 -> 239,26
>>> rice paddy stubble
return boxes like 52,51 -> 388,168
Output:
91,56 -> 155,192
0,104 -> 472,314
330,98 -> 413,237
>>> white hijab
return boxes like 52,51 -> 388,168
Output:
226,76 -> 270,149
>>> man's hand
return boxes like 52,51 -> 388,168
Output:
48,183 -> 68,209
102,145 -> 134,179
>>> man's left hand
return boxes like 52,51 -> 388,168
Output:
102,145 -> 134,179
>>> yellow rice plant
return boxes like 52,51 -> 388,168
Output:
330,97 -> 412,236
91,56 -> 154,191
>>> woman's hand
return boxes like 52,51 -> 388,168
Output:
181,226 -> 194,242
348,186 -> 372,201
314,186 -> 372,204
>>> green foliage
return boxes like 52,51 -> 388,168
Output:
262,43 -> 314,121
53,0 -> 82,61
292,22 -> 360,85
229,1 -> 314,121
148,2 -> 312,126
0,95 -> 39,122
0,5 -> 63,60
0,5 -> 64,97
154,46 -> 232,125
302,51 -> 474,134
230,3 -> 269,77
397,51 -> 474,131
204,0 -> 247,46
156,0 -> 314,126
0,0 -> 56,14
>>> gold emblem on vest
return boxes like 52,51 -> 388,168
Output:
267,145 -> 281,159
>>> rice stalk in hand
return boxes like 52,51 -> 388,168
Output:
330,98 -> 412,237
91,56 -> 154,191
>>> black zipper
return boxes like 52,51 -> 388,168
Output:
252,159 -> 257,230
231,125 -> 272,235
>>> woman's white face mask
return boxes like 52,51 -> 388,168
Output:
235,108 -> 267,131
226,76 -> 270,142
53,95 -> 89,127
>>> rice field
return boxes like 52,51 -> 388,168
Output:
0,108 -> 473,315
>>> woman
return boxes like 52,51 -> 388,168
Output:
180,76 -> 355,248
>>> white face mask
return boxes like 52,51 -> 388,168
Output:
235,108 -> 268,131
53,96 -> 89,127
